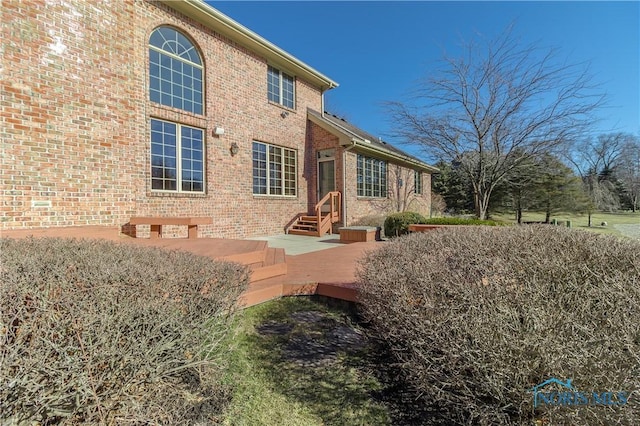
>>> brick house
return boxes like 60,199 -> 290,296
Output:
2,0 -> 436,239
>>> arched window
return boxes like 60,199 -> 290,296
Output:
149,26 -> 203,114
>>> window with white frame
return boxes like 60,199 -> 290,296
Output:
252,141 -> 297,196
414,170 -> 423,195
357,154 -> 387,197
267,65 -> 295,109
151,118 -> 204,192
149,26 -> 203,114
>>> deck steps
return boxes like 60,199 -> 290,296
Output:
218,245 -> 286,284
287,197 -> 340,237
288,214 -> 320,236
2,225 -> 368,309
249,248 -> 286,282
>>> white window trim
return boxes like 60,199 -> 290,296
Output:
357,154 -> 387,198
252,141 -> 297,197
150,118 -> 205,194
149,27 -> 205,115
414,170 -> 423,195
268,66 -> 295,109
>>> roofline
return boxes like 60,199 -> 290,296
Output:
353,141 -> 439,173
159,0 -> 339,91
307,110 -> 439,173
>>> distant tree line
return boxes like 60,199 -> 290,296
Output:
431,132 -> 640,221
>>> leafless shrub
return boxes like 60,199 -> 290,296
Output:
431,192 -> 447,216
1,237 -> 248,425
351,215 -> 386,237
358,226 -> 640,425
351,214 -> 386,229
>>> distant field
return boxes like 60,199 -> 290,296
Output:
491,211 -> 640,239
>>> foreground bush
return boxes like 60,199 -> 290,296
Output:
383,211 -> 427,237
351,214 -> 385,228
420,217 -> 501,226
358,226 -> 640,425
1,237 -> 249,424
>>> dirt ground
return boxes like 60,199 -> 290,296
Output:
250,297 -> 439,425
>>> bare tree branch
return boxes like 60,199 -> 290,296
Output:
388,26 -> 604,219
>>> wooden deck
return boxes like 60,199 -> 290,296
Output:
1,226 -> 381,307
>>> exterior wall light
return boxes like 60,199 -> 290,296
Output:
230,142 -> 239,156
213,126 -> 225,136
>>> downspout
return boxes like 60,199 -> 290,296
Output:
342,139 -> 357,226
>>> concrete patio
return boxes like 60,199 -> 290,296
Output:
247,233 -> 347,255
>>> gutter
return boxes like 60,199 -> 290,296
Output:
160,0 -> 339,91
349,140 -> 440,173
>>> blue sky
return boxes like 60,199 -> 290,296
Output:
211,1 -> 639,156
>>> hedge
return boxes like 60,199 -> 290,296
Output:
357,226 -> 640,425
1,237 -> 249,424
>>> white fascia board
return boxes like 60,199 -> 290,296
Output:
308,111 -> 439,173
350,141 -> 440,173
307,110 -> 360,146
160,0 -> 339,91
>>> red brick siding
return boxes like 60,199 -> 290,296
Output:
2,0 -> 141,229
306,122 -> 432,226
343,151 -> 432,224
2,0 -> 323,238
305,121 -> 343,213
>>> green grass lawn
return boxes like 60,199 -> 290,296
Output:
492,210 -> 640,237
220,297 -> 393,426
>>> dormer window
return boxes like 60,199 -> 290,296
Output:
267,65 -> 295,109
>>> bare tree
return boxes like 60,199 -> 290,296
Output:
388,26 -> 603,219
503,154 -> 541,223
568,133 -> 637,224
389,164 -> 416,212
617,135 -> 640,212
573,132 -> 628,177
370,164 -> 427,213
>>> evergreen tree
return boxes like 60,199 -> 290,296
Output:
532,154 -> 587,223
431,160 -> 474,214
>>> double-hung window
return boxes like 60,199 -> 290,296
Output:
151,118 -> 204,193
414,170 -> 423,195
357,154 -> 387,198
252,141 -> 296,196
267,66 -> 295,109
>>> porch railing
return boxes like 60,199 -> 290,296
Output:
314,191 -> 341,236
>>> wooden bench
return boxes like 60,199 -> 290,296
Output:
338,226 -> 378,243
129,216 -> 213,239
